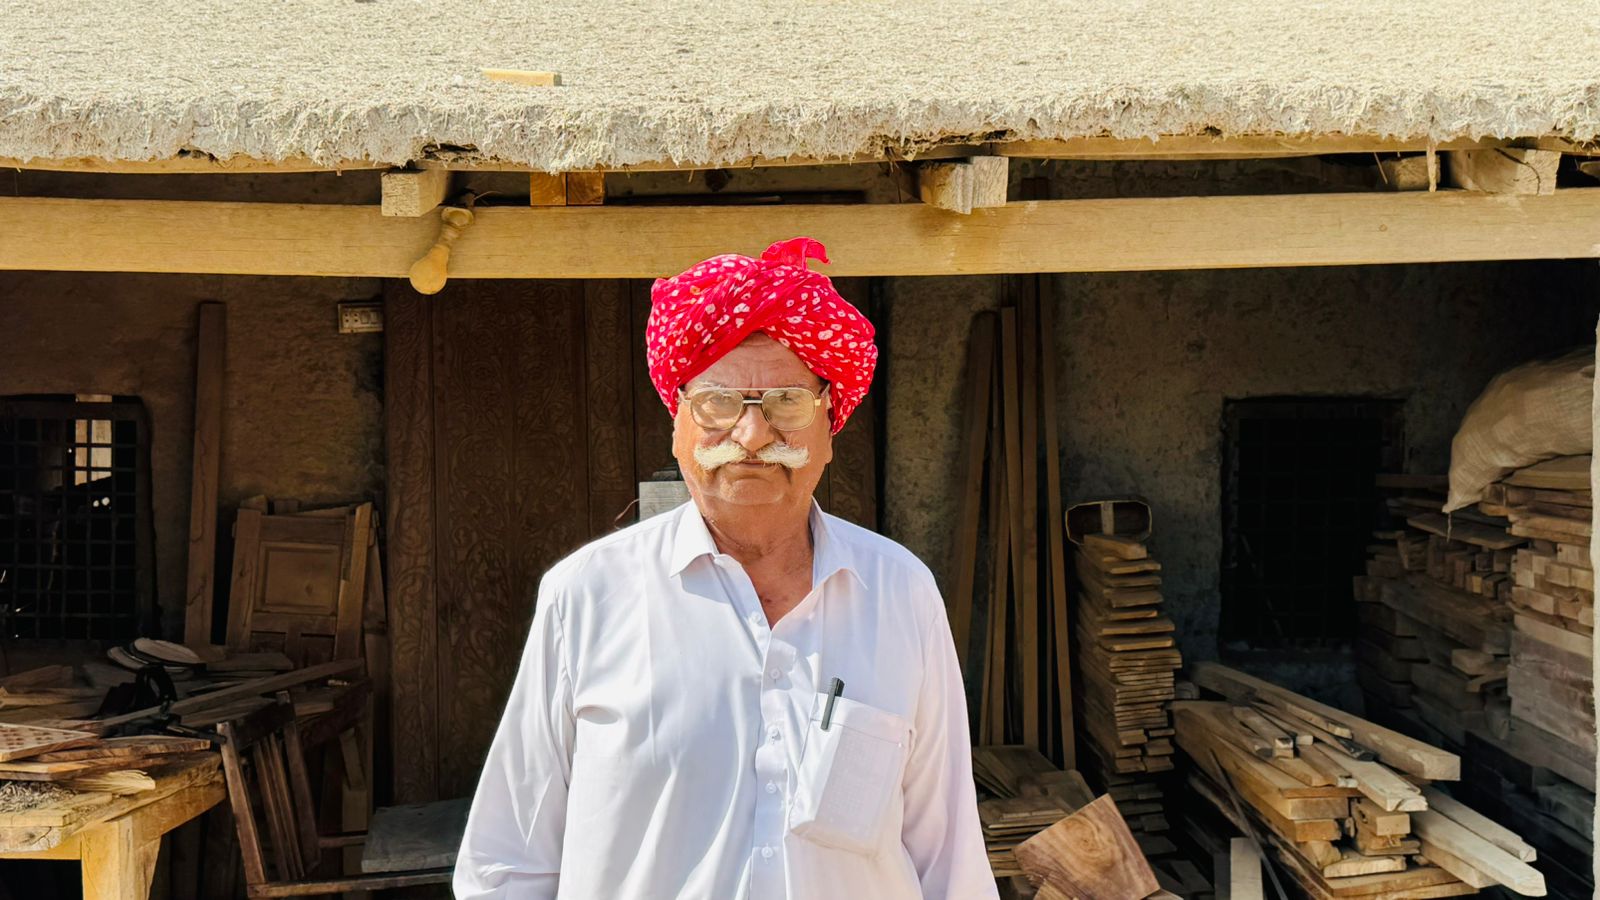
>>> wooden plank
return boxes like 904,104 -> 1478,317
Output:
1015,795 -> 1160,900
1230,837 -> 1264,899
997,308 -> 1027,747
1192,662 -> 1460,780
7,192 -> 1600,278
92,660 -> 363,732
184,301 -> 226,646
1015,288 -> 1041,752
1406,513 -> 1521,550
1419,787 -> 1536,862
1353,799 -> 1409,837
380,168 -> 452,216
1416,842 -> 1496,889
1036,294 -> 1075,768
946,313 -> 995,674
566,172 -> 606,206
1512,613 -> 1591,659
1446,149 -> 1562,196
1410,809 -> 1545,895
1317,742 -> 1425,813
528,173 -> 568,206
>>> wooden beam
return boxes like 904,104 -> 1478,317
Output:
380,168 -> 452,217
1376,155 -> 1438,191
994,135 -> 1510,160
1447,148 -> 1562,195
3,190 -> 1600,279
997,134 -> 1593,161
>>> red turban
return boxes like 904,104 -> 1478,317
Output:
646,237 -> 877,435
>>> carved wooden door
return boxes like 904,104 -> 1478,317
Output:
384,279 -> 878,803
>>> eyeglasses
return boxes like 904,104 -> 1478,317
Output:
681,385 -> 829,432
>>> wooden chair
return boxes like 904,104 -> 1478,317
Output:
219,693 -> 467,897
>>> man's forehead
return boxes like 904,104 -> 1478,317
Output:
690,334 -> 823,388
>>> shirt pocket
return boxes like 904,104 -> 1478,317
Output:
788,694 -> 911,857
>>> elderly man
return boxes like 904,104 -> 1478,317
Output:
454,238 -> 995,900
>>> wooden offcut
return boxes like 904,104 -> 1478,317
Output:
183,302 -> 226,646
1016,795 -> 1159,900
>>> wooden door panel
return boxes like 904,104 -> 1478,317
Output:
385,278 -> 882,802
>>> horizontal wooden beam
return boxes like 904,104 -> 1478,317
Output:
993,135 -> 1590,160
3,190 -> 1599,279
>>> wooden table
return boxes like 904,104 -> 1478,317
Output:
0,755 -> 223,900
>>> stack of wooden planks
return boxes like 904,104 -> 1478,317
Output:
1359,461 -> 1594,896
1067,527 -> 1180,859
1182,663 -> 1548,898
975,745 -> 1183,900
974,746 -> 1097,879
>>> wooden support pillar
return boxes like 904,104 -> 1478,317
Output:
1446,148 -> 1561,195
917,157 -> 1009,213
380,168 -> 452,217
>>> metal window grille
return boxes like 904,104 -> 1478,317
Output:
1220,398 -> 1403,647
0,396 -> 155,641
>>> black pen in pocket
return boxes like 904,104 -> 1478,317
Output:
820,677 -> 844,730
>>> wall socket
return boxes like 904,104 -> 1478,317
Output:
338,301 -> 384,334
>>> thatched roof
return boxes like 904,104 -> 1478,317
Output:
3,0 -> 1598,170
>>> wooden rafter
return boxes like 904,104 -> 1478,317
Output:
2,190 -> 1599,279
1,134 -> 1592,176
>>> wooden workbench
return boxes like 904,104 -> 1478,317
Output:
0,754 -> 223,900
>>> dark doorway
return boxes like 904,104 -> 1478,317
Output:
1220,397 -> 1404,648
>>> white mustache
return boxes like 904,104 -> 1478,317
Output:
693,440 -> 811,471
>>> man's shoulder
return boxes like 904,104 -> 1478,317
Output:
541,508 -> 679,594
822,513 -> 939,592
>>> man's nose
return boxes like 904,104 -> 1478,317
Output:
730,401 -> 775,451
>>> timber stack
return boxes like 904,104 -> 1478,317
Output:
1357,458 -> 1594,897
1069,526 -> 1180,856
1181,661 -> 1548,898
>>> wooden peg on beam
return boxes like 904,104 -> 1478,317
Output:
408,204 -> 475,295
917,157 -> 1009,214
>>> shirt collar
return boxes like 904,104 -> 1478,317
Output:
668,499 -> 865,589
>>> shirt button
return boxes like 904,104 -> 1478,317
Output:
765,781 -> 778,794
768,726 -> 781,741
768,668 -> 781,680
761,846 -> 775,859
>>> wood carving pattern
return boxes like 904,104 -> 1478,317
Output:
382,288 -> 441,804
584,281 -> 637,536
630,283 -> 676,486
433,282 -> 594,796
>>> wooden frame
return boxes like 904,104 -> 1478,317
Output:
3,190 -> 1599,279
219,693 -> 453,897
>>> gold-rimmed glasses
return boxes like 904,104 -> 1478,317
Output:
681,385 -> 829,431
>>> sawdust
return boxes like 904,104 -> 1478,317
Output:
0,780 -> 75,814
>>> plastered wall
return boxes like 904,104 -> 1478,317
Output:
0,272 -> 384,638
881,262 -> 1600,667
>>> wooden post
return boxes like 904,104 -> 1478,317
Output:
184,302 -> 225,646
1446,148 -> 1562,195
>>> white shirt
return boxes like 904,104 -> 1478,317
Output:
454,501 -> 997,900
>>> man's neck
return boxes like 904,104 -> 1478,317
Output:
700,500 -> 814,570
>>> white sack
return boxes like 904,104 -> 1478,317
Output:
1444,347 -> 1594,513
